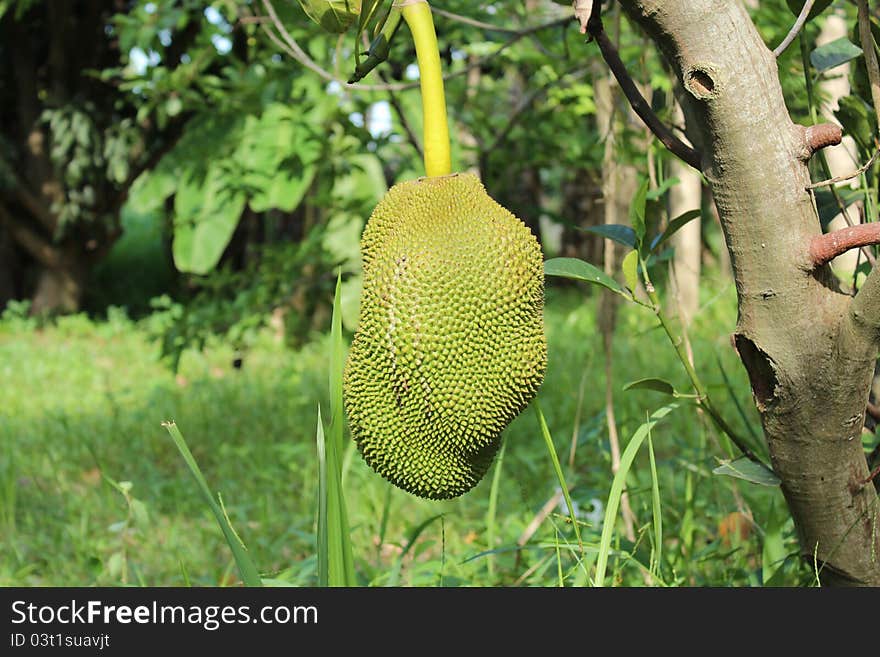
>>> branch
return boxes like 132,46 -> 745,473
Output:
431,7 -> 522,34
0,173 -> 58,233
0,203 -> 62,268
810,223 -> 880,267
259,0 -> 568,93
587,16 -> 702,170
773,0 -> 815,58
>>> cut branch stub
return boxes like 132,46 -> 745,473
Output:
810,223 -> 880,267
798,123 -> 843,160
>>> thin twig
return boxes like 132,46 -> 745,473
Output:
484,68 -> 587,153
773,0 -> 815,58
806,147 -> 880,189
432,7 -> 522,34
516,490 -> 564,548
433,7 -> 571,61
260,0 -> 568,93
379,71 -> 423,158
587,14 -> 701,170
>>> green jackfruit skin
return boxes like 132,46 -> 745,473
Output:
343,173 -> 547,500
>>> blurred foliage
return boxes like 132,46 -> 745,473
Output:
3,0 -> 877,345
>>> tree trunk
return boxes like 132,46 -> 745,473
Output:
620,0 -> 880,585
0,227 -> 19,306
30,264 -> 87,315
668,102 -> 702,327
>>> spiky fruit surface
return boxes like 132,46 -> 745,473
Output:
343,173 -> 546,499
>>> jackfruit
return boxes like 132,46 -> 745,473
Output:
343,173 -> 546,499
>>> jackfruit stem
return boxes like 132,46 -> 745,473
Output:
399,1 -> 451,177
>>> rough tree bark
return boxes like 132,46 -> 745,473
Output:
619,0 -> 880,585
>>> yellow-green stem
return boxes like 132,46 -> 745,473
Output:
400,1 -> 451,176
640,257 -> 759,463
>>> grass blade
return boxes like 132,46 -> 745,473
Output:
486,439 -> 507,581
535,400 -> 582,550
594,404 -> 677,587
647,428 -> 663,579
387,513 -> 445,586
162,421 -> 262,586
316,406 -> 329,586
321,273 -> 356,586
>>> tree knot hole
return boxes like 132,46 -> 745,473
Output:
685,66 -> 717,100
734,334 -> 778,411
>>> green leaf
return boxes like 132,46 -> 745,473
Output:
810,37 -> 863,73
621,249 -> 639,292
645,176 -> 680,200
650,209 -> 702,251
297,0 -> 359,33
166,95 -> 183,117
237,104 -> 321,213
785,0 -> 834,22
127,167 -> 178,214
172,164 -> 246,274
623,377 -> 676,396
835,96 -> 877,158
582,224 -> 637,248
629,179 -> 650,245
713,456 -> 781,486
544,257 -> 629,297
814,187 -> 864,229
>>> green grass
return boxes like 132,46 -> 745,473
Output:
0,275 -> 812,586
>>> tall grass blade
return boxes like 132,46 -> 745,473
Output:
322,273 -> 356,586
594,404 -> 676,587
486,439 -> 507,581
316,406 -> 329,586
162,421 -> 262,586
647,429 -> 662,580
761,499 -> 786,586
535,400 -> 582,549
